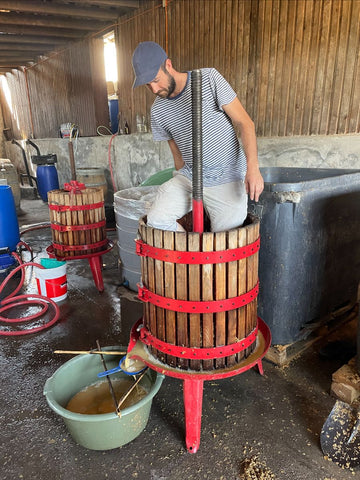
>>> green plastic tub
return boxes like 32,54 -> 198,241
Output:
140,167 -> 175,186
43,346 -> 164,450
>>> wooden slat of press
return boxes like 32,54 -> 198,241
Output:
164,230 -> 177,367
215,231 -> 226,369
154,228 -> 166,364
252,220 -> 260,348
146,224 -> 156,358
251,221 -> 259,332
48,192 -> 57,248
227,229 -> 238,367
93,189 -> 100,249
188,233 -> 201,371
237,226 -> 247,362
69,191 -> 79,251
96,189 -> 105,248
91,189 -> 99,253
175,231 -> 188,370
93,189 -> 102,251
246,222 -> 257,357
253,220 -> 259,331
97,188 -> 106,245
76,190 -> 86,247
88,190 -> 96,254
139,219 -> 149,333
202,232 -> 214,370
83,191 -> 92,253
63,192 -> 73,257
54,192 -> 63,256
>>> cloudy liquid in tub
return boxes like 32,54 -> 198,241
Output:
66,379 -> 147,414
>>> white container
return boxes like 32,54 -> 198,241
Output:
114,186 -> 159,291
36,264 -> 67,302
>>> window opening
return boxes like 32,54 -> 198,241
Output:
103,31 -> 119,135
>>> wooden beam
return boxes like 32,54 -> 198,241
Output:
55,0 -> 139,7
0,56 -> 38,62
0,63 -> 29,68
0,13 -> 110,30
0,25 -> 86,37
0,34 -> 68,44
0,50 -> 46,57
0,43 -> 57,52
0,1 -> 121,21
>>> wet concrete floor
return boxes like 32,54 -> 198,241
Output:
0,198 -> 359,480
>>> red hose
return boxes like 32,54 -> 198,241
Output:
0,251 -> 61,336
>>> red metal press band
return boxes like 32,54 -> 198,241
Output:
50,220 -> 106,232
135,237 -> 260,264
138,322 -> 258,359
63,180 -> 86,193
52,238 -> 108,252
138,281 -> 259,313
49,201 -> 104,212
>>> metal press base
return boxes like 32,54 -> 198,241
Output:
128,317 -> 272,453
46,240 -> 114,292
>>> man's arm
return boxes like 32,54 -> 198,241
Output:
168,139 -> 185,170
222,97 -> 264,202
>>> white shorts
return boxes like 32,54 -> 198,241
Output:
147,173 -> 248,232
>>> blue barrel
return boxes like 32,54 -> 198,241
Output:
0,185 -> 20,252
108,99 -> 119,134
37,165 -> 59,202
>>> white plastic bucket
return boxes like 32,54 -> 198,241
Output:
36,263 -> 67,302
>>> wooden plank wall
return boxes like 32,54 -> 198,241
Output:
118,0 -> 360,136
0,0 -> 358,139
0,37 -> 109,139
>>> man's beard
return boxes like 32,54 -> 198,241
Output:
156,70 -> 176,98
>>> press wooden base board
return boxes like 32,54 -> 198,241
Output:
265,303 -> 358,367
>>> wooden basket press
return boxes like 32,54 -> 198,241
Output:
136,214 -> 260,372
48,184 -> 107,258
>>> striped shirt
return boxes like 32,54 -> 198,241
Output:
151,68 -> 247,187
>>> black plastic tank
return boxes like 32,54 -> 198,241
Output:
249,167 -> 360,345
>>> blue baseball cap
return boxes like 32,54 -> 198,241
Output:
132,41 -> 167,88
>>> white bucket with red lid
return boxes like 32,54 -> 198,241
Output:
36,259 -> 67,302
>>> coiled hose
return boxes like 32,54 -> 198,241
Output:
0,250 -> 61,336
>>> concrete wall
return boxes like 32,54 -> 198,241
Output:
4,133 -> 360,204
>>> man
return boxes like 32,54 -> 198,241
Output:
132,41 -> 264,232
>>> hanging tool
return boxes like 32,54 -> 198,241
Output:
68,139 -> 76,181
11,140 -> 36,187
26,139 -> 40,155
320,400 -> 360,469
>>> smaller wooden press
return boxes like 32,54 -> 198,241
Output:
47,181 -> 113,292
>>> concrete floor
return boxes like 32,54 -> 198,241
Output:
1,198 -> 359,480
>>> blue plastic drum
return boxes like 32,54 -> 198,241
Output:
0,185 -> 20,252
108,99 -> 119,134
37,165 -> 59,202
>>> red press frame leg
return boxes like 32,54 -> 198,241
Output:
88,255 -> 104,292
183,378 -> 204,454
257,359 -> 264,376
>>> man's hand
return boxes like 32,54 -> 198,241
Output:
245,167 -> 264,202
223,98 -> 263,202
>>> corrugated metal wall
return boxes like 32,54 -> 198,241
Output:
0,37 -> 109,139
118,0 -> 360,136
0,0 -> 359,140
